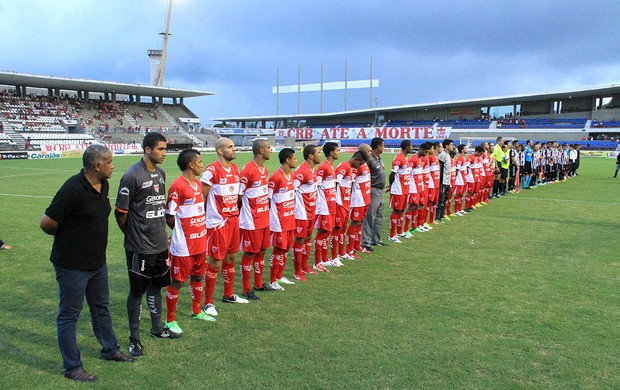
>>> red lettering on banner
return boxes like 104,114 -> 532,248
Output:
375,127 -> 386,139
341,128 -> 349,139
401,127 -> 411,139
356,128 -> 367,139
424,128 -> 433,139
321,129 -> 331,139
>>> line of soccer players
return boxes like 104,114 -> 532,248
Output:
163,137 -> 373,335
386,137 -> 580,243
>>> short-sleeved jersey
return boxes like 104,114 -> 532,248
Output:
268,167 -> 295,232
335,160 -> 353,211
200,160 -> 240,228
466,154 -> 481,183
455,154 -> 467,186
116,159 -> 168,254
481,153 -> 490,177
238,160 -> 270,230
293,161 -> 317,220
421,155 -> 432,189
166,177 -> 207,257
429,154 -> 440,187
449,155 -> 457,186
350,163 -> 371,207
390,152 -> 411,195
316,160 -> 337,216
409,154 -> 425,192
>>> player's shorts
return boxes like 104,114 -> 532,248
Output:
447,186 -> 455,202
334,206 -> 349,229
294,217 -> 316,239
350,205 -> 369,222
427,188 -> 438,205
206,216 -> 240,260
454,184 -> 466,196
417,190 -> 428,205
126,249 -> 170,296
240,227 -> 270,253
271,229 -> 294,250
500,168 -> 508,180
315,214 -> 335,232
487,173 -> 494,187
170,252 -> 206,283
389,194 -> 408,211
466,182 -> 479,194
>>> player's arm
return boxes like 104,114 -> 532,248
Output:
166,214 -> 175,229
39,214 -> 59,235
114,209 -> 128,233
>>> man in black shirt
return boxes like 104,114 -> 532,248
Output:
40,145 -> 134,383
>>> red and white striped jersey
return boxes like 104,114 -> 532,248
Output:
429,154 -> 440,188
166,177 -> 207,257
350,163 -> 371,207
449,155 -> 457,187
421,155 -> 433,189
409,154 -> 425,193
335,160 -> 353,211
455,154 -> 467,186
316,160 -> 337,216
200,160 -> 240,228
268,168 -> 296,232
238,160 -> 270,230
466,154 -> 481,183
390,152 -> 410,195
481,152 -> 490,177
293,161 -> 317,220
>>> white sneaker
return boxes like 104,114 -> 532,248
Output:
388,236 -> 402,243
222,294 -> 249,304
402,231 -> 414,238
332,258 -> 344,267
323,260 -> 335,266
270,281 -> 285,291
423,223 -> 433,230
204,303 -> 218,317
278,277 -> 295,285
339,253 -> 352,260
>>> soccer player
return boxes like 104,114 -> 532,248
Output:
436,139 -> 454,222
419,143 -> 433,230
115,132 -> 179,358
200,137 -> 249,317
427,141 -> 443,225
238,139 -> 273,299
165,149 -> 213,335
405,142 -> 431,233
334,151 -> 369,260
464,146 -> 483,212
453,144 -> 468,216
388,140 -> 412,242
346,144 -> 372,258
268,148 -> 299,281
293,145 -> 322,273
315,142 -> 340,268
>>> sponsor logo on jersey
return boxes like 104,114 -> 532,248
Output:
252,181 -> 261,187
223,195 -> 237,203
142,180 -> 153,188
220,178 -> 227,184
183,199 -> 195,205
119,186 -> 130,196
154,184 -> 160,192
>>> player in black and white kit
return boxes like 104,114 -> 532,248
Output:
115,132 -> 179,358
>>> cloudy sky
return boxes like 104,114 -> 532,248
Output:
1,0 -> 620,124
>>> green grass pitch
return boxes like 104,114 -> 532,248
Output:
0,152 -> 618,388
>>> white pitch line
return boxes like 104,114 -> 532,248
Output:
0,172 -> 55,179
0,193 -> 53,199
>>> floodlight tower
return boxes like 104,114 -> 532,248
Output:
148,0 -> 173,86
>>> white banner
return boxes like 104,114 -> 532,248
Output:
28,151 -> 63,159
275,127 -> 448,140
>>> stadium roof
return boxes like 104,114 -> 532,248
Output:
212,83 -> 620,122
0,70 -> 215,98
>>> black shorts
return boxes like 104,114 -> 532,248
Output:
500,168 -> 508,180
524,161 -> 532,175
126,250 -> 170,296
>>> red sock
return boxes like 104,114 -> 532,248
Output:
346,224 -> 356,253
253,252 -> 265,289
389,212 -> 398,237
203,264 -> 218,305
429,207 -> 435,223
338,232 -> 346,256
396,213 -> 403,234
404,211 -> 412,231
275,247 -> 287,280
411,209 -> 419,229
454,196 -> 462,213
240,253 -> 253,294
189,279 -> 203,315
165,286 -> 179,323
293,242 -> 303,274
222,262 -> 235,298
465,195 -> 471,209
330,229 -> 340,260
315,232 -> 328,265
355,225 -> 363,251
304,240 -> 312,271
